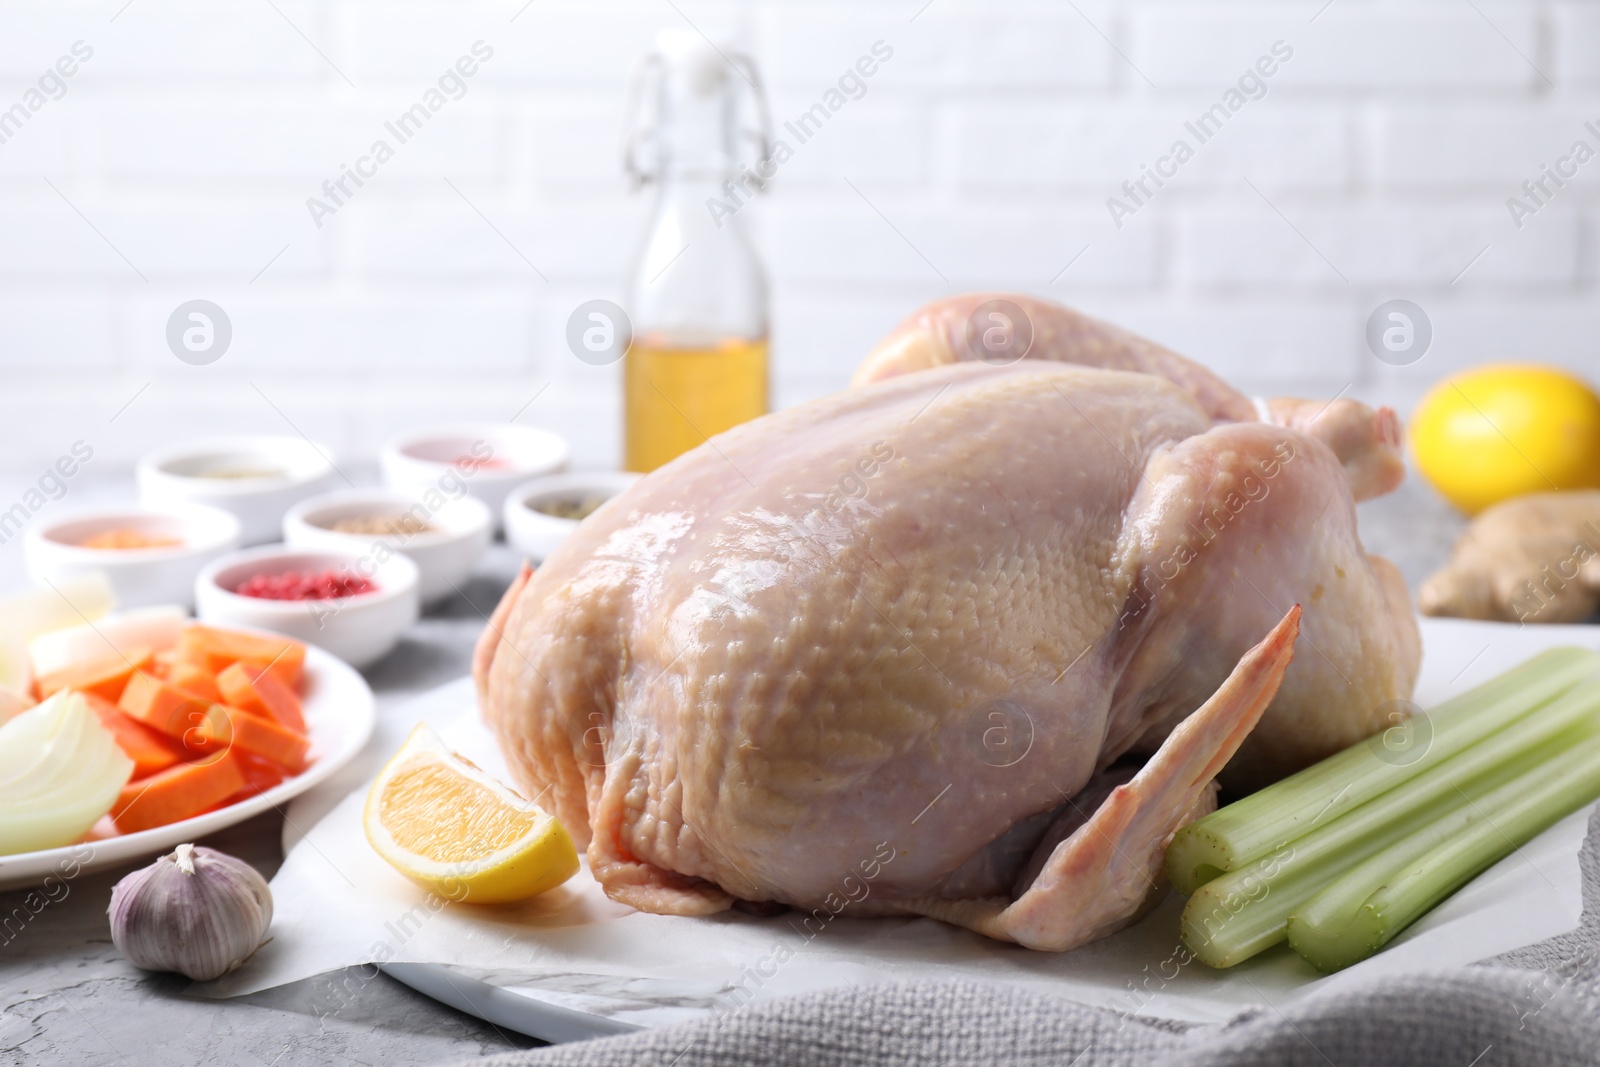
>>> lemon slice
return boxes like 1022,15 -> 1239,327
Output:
363,724 -> 579,903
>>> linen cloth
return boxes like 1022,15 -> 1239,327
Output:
455,807 -> 1600,1067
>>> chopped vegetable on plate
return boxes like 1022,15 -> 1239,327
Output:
0,607 -> 318,857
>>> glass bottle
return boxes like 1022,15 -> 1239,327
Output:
621,29 -> 771,474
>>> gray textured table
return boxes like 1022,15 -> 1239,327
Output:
0,470 -> 1465,1067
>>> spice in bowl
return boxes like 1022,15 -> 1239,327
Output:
79,529 -> 184,551
235,569 -> 377,601
195,465 -> 287,481
324,514 -> 436,537
453,455 -> 512,474
533,497 -> 608,521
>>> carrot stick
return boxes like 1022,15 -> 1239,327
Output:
216,662 -> 305,733
150,649 -> 177,680
178,625 -> 304,686
247,669 -> 305,734
215,660 -> 270,718
231,753 -> 290,799
168,661 -> 223,704
110,749 -> 247,834
83,693 -> 185,780
193,705 -> 310,773
36,647 -> 152,702
122,672 -> 310,772
118,671 -> 214,756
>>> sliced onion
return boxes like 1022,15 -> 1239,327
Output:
0,573 -> 115,643
28,605 -> 186,678
0,684 -> 33,726
0,691 -> 134,856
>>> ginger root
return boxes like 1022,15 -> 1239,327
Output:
1419,491 -> 1600,623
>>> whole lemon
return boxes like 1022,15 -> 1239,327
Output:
1411,364 -> 1600,514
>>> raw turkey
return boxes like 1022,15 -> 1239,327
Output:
475,295 -> 1420,951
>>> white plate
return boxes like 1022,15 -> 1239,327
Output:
233,617 -> 1600,1043
0,641 -> 375,891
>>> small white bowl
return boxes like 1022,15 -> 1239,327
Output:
25,503 -> 242,609
283,489 -> 492,605
503,471 -> 640,563
381,424 -> 569,533
138,436 -> 341,546
195,545 -> 419,669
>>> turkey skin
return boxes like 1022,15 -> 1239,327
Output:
475,304 -> 1419,951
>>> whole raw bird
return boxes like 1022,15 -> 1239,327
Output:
475,295 -> 1419,951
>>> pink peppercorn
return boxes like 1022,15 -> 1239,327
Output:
235,568 -> 378,601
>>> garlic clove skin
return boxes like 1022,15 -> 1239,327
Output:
109,843 -> 274,982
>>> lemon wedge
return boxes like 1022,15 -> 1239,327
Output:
363,724 -> 579,903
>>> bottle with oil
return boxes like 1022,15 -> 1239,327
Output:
622,29 -> 771,474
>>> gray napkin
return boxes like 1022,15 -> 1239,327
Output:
454,805 -> 1600,1066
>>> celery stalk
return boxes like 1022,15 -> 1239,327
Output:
1287,732 -> 1600,973
1181,712 -> 1588,968
1167,647 -> 1600,894
1183,680 -> 1600,966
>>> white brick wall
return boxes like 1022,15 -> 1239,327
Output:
0,0 -> 1596,476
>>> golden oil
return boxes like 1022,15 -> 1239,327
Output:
624,335 -> 769,473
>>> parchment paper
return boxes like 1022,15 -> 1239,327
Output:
197,675 -> 1590,1029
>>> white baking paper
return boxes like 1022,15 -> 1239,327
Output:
198,660 -> 1592,1030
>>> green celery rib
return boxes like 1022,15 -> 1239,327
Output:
1167,647 -> 1600,895
1286,732 -> 1600,973
1183,681 -> 1600,967
1181,707 -> 1593,968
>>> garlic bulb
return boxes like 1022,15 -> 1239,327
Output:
108,843 -> 273,981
